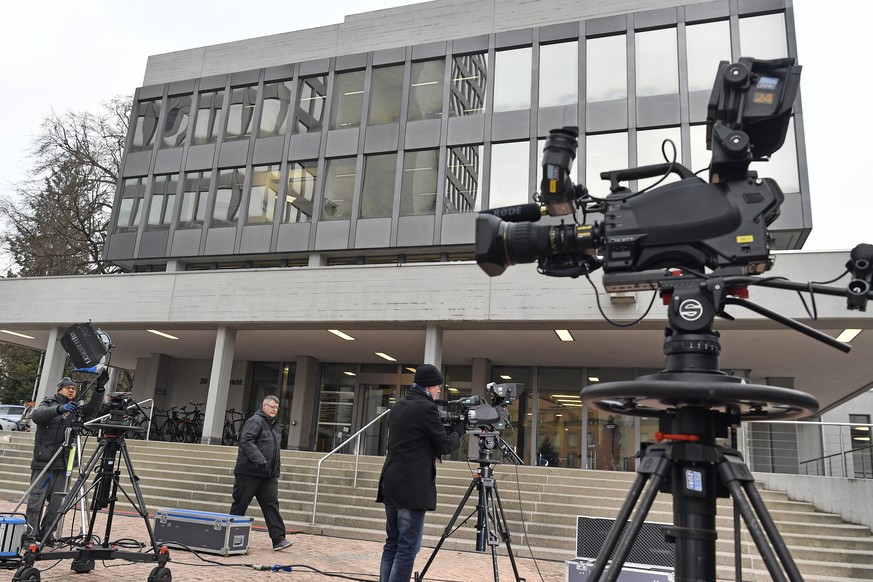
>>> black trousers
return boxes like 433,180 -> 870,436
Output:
230,474 -> 286,545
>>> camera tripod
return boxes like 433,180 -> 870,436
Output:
415,431 -> 525,582
13,421 -> 171,582
579,272 -> 834,582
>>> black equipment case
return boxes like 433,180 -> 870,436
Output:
566,516 -> 674,581
153,508 -> 252,556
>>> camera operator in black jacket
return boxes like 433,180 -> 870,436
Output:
26,376 -> 105,542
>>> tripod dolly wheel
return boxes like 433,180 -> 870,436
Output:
147,565 -> 172,581
12,565 -> 40,581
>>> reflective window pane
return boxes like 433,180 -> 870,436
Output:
635,28 -> 679,96
740,13 -> 788,59
408,59 -> 445,122
537,367 -> 585,468
147,174 -> 177,228
369,66 -> 404,125
225,85 -> 258,141
330,70 -> 365,130
539,41 -> 578,107
161,95 -> 190,148
247,164 -> 281,225
401,149 -> 439,216
450,53 -> 488,116
213,167 -> 245,226
323,158 -> 357,220
131,100 -> 160,151
180,170 -> 211,228
259,81 -> 293,138
295,76 -> 327,134
284,161 -> 317,223
493,47 -> 532,112
689,124 -> 710,176
193,90 -> 224,145
489,141 -> 530,208
116,177 -> 146,231
587,35 -> 627,102
637,127 -> 683,189
586,132 -> 628,196
685,21 -> 731,93
361,153 -> 397,218
445,144 -> 483,213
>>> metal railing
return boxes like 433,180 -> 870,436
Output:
310,408 -> 390,525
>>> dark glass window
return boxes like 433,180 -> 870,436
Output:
401,149 -> 438,216
179,170 -> 211,228
368,66 -> 404,125
259,81 -> 293,138
444,145 -> 482,213
213,167 -> 245,226
148,174 -> 178,228
408,59 -> 445,121
116,177 -> 146,231
193,90 -> 225,145
294,75 -> 327,134
330,70 -> 365,130
225,85 -> 259,141
161,95 -> 191,148
450,53 -> 488,116
131,100 -> 160,152
284,161 -> 317,223
361,153 -> 397,218
247,164 -> 281,225
322,158 -> 357,220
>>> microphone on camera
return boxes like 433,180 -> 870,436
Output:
480,203 -> 544,223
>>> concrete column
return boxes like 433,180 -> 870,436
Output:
165,260 -> 186,272
423,325 -> 443,369
287,355 -> 320,450
36,326 -> 67,403
202,326 -> 236,445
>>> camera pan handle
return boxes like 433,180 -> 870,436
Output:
601,162 -> 696,192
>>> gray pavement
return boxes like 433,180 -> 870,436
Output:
0,499 -> 566,581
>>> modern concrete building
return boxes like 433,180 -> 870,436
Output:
2,0 -> 871,471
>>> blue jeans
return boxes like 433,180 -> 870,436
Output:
380,503 -> 426,582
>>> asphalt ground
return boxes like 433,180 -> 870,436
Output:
0,499 -> 567,581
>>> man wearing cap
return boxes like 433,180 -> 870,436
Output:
376,364 -> 465,582
26,377 -> 105,543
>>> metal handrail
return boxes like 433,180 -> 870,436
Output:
310,408 -> 390,525
85,398 -> 154,440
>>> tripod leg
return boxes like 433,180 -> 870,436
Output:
490,482 -> 525,582
415,477 -> 478,581
118,440 -> 162,548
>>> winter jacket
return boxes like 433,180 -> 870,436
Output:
233,409 -> 282,479
376,387 -> 461,511
30,387 -> 104,472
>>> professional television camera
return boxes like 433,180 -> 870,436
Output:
438,381 -> 523,432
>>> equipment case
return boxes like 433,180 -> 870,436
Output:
153,508 -> 252,556
565,559 -> 674,582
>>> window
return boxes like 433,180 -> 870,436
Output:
131,100 -> 160,151
361,153 -> 397,218
408,59 -> 445,121
444,145 -> 483,213
213,167 -> 245,226
850,414 -> 871,449
116,177 -> 146,232
294,75 -> 327,134
179,171 -> 211,228
493,47 -> 532,112
148,174 -> 178,228
322,158 -> 356,220
369,66 -> 404,125
401,150 -> 439,216
750,118 -> 799,193
284,161 -> 317,223
685,21 -> 731,93
450,53 -> 488,116
637,127 -> 683,189
489,141 -> 530,208
586,132 -> 628,194
161,95 -> 191,148
259,81 -> 293,138
635,28 -> 679,97
225,85 -> 258,141
330,71 -> 365,130
247,164 -> 281,225
193,90 -> 225,145
739,13 -> 788,59
587,35 -> 627,102
539,42 -> 578,107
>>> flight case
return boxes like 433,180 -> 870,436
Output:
153,508 -> 252,556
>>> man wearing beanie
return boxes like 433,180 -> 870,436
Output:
26,376 -> 105,543
376,363 -> 464,582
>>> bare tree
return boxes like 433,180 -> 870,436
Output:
0,96 -> 131,277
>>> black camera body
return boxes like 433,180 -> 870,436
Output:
438,382 -> 523,432
106,392 -> 136,425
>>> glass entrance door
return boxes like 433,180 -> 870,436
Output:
357,383 -> 395,455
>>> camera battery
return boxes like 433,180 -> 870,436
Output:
154,508 -> 252,556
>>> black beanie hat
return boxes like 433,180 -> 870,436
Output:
414,364 -> 443,387
57,377 -> 76,391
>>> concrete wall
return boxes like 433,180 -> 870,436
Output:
755,472 -> 873,531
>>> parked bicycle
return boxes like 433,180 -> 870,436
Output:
222,408 -> 249,446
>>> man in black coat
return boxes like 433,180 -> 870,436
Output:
376,364 -> 463,582
229,394 -> 292,551
26,376 -> 105,542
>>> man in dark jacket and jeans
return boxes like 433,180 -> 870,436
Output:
27,376 -> 105,542
376,364 -> 464,582
230,394 -> 291,551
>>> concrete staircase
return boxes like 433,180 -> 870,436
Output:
2,431 -> 872,581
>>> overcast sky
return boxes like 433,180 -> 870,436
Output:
0,0 -> 868,254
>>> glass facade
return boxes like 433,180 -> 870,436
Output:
193,90 -> 224,145
148,174 -> 178,228
180,171 -> 210,228
247,164 -> 281,225
213,167 -> 245,226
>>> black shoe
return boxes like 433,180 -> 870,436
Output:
272,539 -> 293,551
